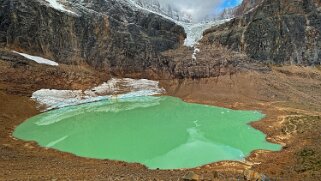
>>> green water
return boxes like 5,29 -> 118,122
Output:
13,96 -> 281,169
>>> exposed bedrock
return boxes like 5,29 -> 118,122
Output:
0,0 -> 321,80
0,0 -> 186,77
202,0 -> 321,65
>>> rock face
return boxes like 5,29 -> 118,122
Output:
215,0 -> 264,21
234,0 -> 264,17
0,0 -> 186,76
203,0 -> 321,65
218,8 -> 237,20
1,0 -> 320,80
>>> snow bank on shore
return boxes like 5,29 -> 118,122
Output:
13,51 -> 59,66
32,78 -> 165,111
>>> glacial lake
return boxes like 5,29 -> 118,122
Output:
13,96 -> 281,169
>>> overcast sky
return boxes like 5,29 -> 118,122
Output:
160,0 -> 242,21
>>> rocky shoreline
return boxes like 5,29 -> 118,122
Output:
1,59 -> 321,180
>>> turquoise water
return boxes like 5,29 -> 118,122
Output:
13,96 -> 281,169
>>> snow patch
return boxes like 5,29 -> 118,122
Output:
13,51 -> 59,66
45,0 -> 77,15
192,54 -> 197,60
32,78 -> 165,111
192,47 -> 200,60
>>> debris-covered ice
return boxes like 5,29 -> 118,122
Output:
32,78 -> 165,111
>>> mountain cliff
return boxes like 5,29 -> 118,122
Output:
202,0 -> 321,65
0,0 -> 186,76
1,0 -> 320,80
217,0 -> 263,20
234,0 -> 264,17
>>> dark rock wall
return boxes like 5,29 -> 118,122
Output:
203,0 -> 321,65
0,0 -> 186,75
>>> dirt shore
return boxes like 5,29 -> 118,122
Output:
1,60 -> 321,180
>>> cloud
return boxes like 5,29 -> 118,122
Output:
149,0 -> 242,22
158,0 -> 222,21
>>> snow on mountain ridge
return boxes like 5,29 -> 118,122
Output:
44,0 -> 78,15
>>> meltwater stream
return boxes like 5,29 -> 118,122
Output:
14,96 -> 281,169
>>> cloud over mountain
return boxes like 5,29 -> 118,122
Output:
161,0 -> 223,21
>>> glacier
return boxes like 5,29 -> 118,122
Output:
32,78 -> 165,111
127,0 -> 232,47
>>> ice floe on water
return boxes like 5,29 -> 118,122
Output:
32,78 -> 165,111
13,51 -> 59,66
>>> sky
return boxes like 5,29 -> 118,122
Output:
213,0 -> 243,17
217,0 -> 243,10
159,0 -> 243,21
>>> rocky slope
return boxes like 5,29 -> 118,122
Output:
234,0 -> 264,17
202,0 -> 321,65
217,8 -> 236,20
217,0 -> 263,20
0,0 -> 186,77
